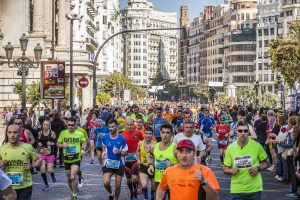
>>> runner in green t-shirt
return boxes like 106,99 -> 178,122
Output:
148,123 -> 178,199
223,120 -> 269,199
0,124 -> 41,200
57,117 -> 85,200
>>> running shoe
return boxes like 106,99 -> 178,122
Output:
78,177 -> 84,188
71,193 -> 78,200
285,193 -> 299,198
42,184 -> 50,191
90,159 -> 95,164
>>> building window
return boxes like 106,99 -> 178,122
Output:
270,28 -> 275,35
103,16 -> 107,25
264,29 -> 269,36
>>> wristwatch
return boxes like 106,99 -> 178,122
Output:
201,179 -> 208,186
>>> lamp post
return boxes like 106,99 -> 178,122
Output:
66,14 -> 82,109
4,34 -> 43,110
254,80 -> 259,107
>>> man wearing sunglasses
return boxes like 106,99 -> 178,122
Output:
57,117 -> 86,200
223,120 -> 269,200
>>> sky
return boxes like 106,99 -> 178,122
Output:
119,0 -> 224,21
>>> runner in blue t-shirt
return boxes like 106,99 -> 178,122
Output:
199,109 -> 215,162
152,107 -> 167,141
95,122 -> 110,150
101,119 -> 128,200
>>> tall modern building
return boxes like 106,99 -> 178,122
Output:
122,0 -> 178,87
226,0 -> 258,89
256,0 -> 281,93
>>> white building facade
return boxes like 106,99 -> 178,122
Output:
256,0 -> 281,93
0,0 -> 119,109
123,0 -> 178,87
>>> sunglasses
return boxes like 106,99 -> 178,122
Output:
14,123 -> 22,125
237,129 -> 249,133
67,124 -> 75,127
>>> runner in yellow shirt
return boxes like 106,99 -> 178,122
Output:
0,124 -> 41,200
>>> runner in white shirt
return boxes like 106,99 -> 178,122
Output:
0,168 -> 17,200
174,120 -> 206,163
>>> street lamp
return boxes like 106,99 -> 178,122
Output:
66,14 -> 82,109
254,80 -> 259,107
4,34 -> 43,110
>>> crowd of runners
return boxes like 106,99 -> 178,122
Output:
1,102 -> 300,200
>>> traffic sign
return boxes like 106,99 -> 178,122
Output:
78,77 -> 89,88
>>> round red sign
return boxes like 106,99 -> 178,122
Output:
78,77 -> 89,88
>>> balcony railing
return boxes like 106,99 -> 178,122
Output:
86,1 -> 96,16
86,37 -> 99,50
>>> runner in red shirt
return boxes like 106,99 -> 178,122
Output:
215,117 -> 231,166
121,117 -> 144,200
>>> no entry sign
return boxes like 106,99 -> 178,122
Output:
78,77 -> 89,88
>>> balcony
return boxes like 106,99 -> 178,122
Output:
86,37 -> 99,50
86,1 -> 97,17
87,20 -> 97,32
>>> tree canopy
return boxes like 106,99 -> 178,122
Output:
269,20 -> 300,86
102,72 -> 147,101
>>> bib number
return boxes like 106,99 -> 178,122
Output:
105,159 -> 120,169
125,153 -> 137,162
6,172 -> 23,186
65,146 -> 79,160
40,147 -> 51,155
234,156 -> 252,168
66,146 -> 76,154
219,140 -> 228,145
155,159 -> 168,170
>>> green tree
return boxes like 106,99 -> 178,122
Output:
150,71 -> 165,86
217,92 -> 230,105
103,72 -> 147,101
194,85 -> 209,100
260,92 -> 278,108
236,86 -> 256,105
96,92 -> 111,105
269,21 -> 300,86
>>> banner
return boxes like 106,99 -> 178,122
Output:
42,61 -> 65,99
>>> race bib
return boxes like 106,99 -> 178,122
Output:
155,159 -> 168,170
219,140 -> 228,145
141,155 -> 148,164
125,153 -> 137,162
154,124 -> 161,131
105,159 -> 120,169
66,146 -> 76,154
234,156 -> 252,168
6,172 -> 23,186
40,147 -> 51,155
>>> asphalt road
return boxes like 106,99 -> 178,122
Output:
0,130 -> 294,200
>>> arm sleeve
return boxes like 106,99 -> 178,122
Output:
29,145 -> 40,161
0,169 -> 12,190
203,167 -> 220,191
223,148 -> 233,167
159,170 -> 169,190
121,137 -> 128,152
